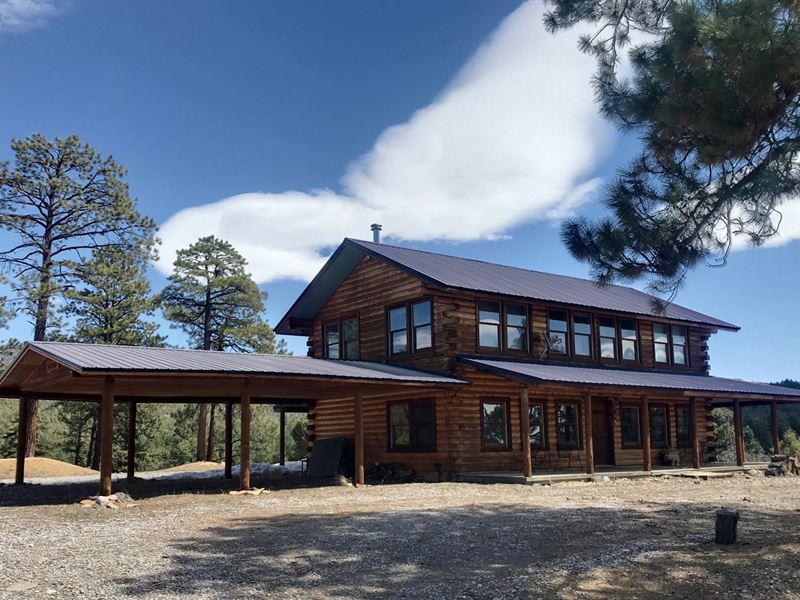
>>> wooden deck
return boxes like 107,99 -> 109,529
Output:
455,463 -> 767,485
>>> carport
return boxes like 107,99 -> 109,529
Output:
0,342 -> 465,494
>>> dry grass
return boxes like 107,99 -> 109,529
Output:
0,457 -> 96,479
160,461 -> 225,473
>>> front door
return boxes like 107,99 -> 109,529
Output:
592,399 -> 613,466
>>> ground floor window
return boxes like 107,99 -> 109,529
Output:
481,399 -> 511,450
529,403 -> 546,449
649,406 -> 669,448
556,403 -> 581,449
676,405 -> 691,448
620,405 -> 641,448
388,399 -> 436,452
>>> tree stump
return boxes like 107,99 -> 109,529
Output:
715,509 -> 739,544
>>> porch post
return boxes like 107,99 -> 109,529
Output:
690,397 -> 701,469
224,401 -> 233,479
100,376 -> 115,496
240,381 -> 251,490
279,407 -> 286,466
15,397 -> 29,485
770,399 -> 780,455
127,401 -> 137,482
641,395 -> 651,472
520,386 -> 532,477
584,392 -> 594,475
733,398 -> 744,466
354,388 -> 364,486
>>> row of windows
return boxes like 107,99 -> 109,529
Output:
387,399 -> 693,453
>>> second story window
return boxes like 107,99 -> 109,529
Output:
654,323 -> 688,366
389,299 -> 433,356
599,316 -> 617,359
621,319 -> 638,362
325,318 -> 359,360
325,323 -> 340,359
572,314 -> 592,357
547,310 -> 568,354
506,304 -> 528,351
478,301 -> 501,349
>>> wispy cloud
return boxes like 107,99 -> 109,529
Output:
0,0 -> 65,33
158,2 -> 614,283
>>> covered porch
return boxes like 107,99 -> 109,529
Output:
1,342 -> 466,495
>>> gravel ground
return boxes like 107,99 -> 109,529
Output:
0,473 -> 799,599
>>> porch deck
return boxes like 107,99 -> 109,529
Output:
455,463 -> 766,485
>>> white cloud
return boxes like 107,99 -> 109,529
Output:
0,0 -> 65,33
157,2 -> 614,282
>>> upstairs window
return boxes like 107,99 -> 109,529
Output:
325,323 -> 340,359
547,310 -> 568,354
620,319 -> 638,362
599,316 -> 617,359
653,323 -> 689,366
478,301 -> 501,349
342,317 -> 359,360
572,314 -> 592,357
481,399 -> 511,450
676,406 -> 691,448
389,399 -> 436,452
506,304 -> 528,351
388,299 -> 433,356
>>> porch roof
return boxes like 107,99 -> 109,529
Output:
459,357 -> 800,399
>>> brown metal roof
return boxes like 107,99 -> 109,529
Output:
1,342 -> 466,386
460,357 -> 800,398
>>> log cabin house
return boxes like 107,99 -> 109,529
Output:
3,232 -> 800,494
274,234 -> 800,482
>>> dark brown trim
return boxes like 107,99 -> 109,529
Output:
480,397 -> 513,452
476,298 -> 531,355
386,296 -> 435,358
386,398 -> 437,453
652,322 -> 692,370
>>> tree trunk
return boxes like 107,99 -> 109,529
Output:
206,403 -> 217,461
196,403 -> 208,462
25,271 -> 52,457
73,419 -> 85,466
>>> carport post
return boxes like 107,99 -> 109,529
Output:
520,386 -> 532,478
127,401 -> 137,482
734,399 -> 745,466
354,388 -> 364,486
240,381 -> 252,490
641,395 -> 651,472
279,407 -> 286,466
100,376 -> 115,496
15,397 -> 29,485
584,393 -> 594,475
690,397 -> 701,469
224,401 -> 233,479
771,399 -> 780,455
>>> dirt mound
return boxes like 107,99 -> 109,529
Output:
0,457 -> 96,479
161,461 -> 224,473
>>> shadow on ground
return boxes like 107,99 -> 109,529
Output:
114,501 -> 800,599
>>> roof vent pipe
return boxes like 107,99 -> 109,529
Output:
371,223 -> 382,243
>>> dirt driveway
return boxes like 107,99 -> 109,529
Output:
0,474 -> 798,599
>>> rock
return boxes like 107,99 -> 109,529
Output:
113,492 -> 128,502
95,496 -> 109,508
747,469 -> 760,476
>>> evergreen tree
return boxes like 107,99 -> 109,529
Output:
545,1 -> 800,303
0,133 -> 156,455
161,235 -> 287,461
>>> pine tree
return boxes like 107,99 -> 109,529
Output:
161,235 -> 287,461
0,133 -> 156,455
545,1 -> 800,303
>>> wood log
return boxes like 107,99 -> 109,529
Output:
127,401 -> 136,482
224,401 -> 233,479
15,397 -> 29,485
240,382 -> 251,491
715,509 -> 739,544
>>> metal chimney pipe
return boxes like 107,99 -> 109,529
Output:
371,223 -> 382,243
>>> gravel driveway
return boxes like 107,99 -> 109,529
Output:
0,474 -> 798,599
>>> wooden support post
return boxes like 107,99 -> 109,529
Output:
127,401 -> 137,482
14,397 -> 29,485
690,397 -> 701,469
224,401 -> 233,480
770,399 -> 780,455
100,377 -> 115,497
734,399 -> 745,466
240,382 -> 252,490
584,393 -> 594,475
641,395 -> 651,472
279,407 -> 286,466
354,388 -> 364,486
520,386 -> 532,477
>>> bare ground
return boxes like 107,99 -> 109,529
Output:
0,473 -> 799,599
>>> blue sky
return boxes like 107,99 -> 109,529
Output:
1,0 -> 798,382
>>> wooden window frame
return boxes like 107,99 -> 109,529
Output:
387,297 -> 435,357
325,316 -> 360,360
556,401 -> 583,450
620,404 -> 642,449
529,402 -> 547,450
387,399 -> 437,453
675,404 -> 692,448
652,322 -> 691,369
480,398 -> 513,452
477,299 -> 502,351
475,299 -> 530,354
649,404 -> 670,449
546,308 -> 570,357
598,315 -> 618,362
571,313 -> 594,360
324,322 -> 341,360
619,318 -> 640,365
